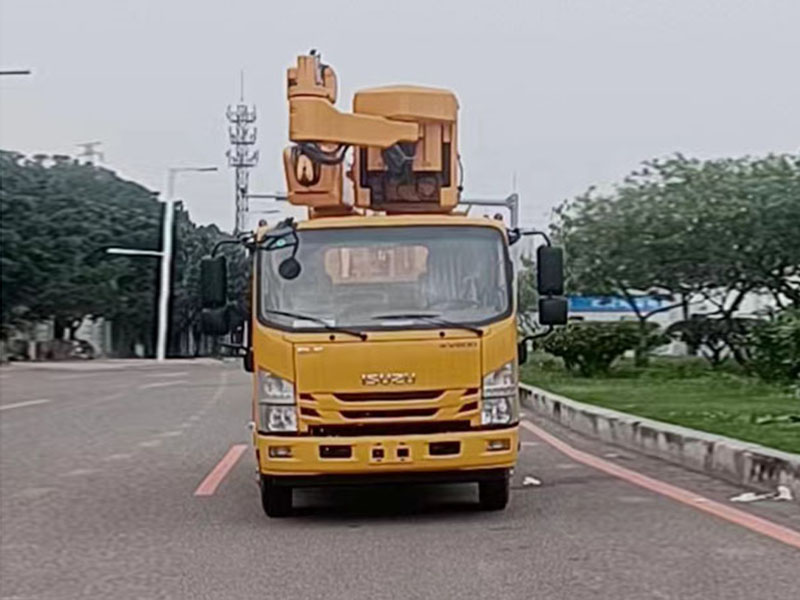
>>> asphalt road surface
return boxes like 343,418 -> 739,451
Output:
1,360 -> 798,600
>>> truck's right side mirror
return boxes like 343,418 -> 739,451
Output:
200,255 -> 228,308
539,297 -> 568,326
536,246 -> 564,296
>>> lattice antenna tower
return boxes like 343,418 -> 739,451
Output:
226,71 -> 259,234
77,141 -> 104,164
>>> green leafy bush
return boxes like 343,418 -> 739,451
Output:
748,310 -> 800,383
666,316 -> 759,368
541,321 -> 663,376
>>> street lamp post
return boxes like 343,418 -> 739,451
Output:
155,167 -> 217,361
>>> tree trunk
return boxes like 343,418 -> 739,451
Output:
634,318 -> 650,367
53,318 -> 66,340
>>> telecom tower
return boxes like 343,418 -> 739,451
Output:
226,74 -> 259,234
76,141 -> 104,164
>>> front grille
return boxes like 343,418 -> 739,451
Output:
308,420 -> 472,437
333,390 -> 444,402
340,408 -> 437,419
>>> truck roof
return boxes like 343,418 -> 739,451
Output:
295,213 -> 508,232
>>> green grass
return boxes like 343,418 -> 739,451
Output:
520,355 -> 800,454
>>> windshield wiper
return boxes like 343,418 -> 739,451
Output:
371,313 -> 484,337
263,309 -> 367,341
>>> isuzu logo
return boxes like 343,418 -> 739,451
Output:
361,372 -> 416,386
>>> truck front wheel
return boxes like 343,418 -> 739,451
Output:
260,475 -> 292,518
478,471 -> 510,511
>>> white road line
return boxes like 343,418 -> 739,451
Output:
62,468 -> 100,477
0,399 -> 51,412
210,370 -> 229,403
138,380 -> 188,390
143,371 -> 189,378
139,439 -> 163,448
104,453 -> 133,461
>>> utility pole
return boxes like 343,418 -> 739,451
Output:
155,166 -> 217,361
226,71 -> 259,234
76,141 -> 104,164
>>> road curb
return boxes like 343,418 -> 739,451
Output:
519,383 -> 800,505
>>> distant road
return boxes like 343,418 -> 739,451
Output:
1,361 -> 798,600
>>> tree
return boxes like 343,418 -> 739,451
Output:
552,153 -> 800,366
748,309 -> 800,383
1,151 -> 240,357
516,254 -> 539,334
541,321 -> 662,376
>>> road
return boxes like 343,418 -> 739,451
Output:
1,360 -> 798,600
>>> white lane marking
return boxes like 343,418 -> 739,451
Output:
210,371 -> 229,403
158,430 -> 183,437
104,453 -> 133,461
617,495 -> 654,504
520,441 -> 540,448
0,399 -> 51,411
143,371 -> 189,378
139,439 -> 163,448
62,468 -> 100,477
138,380 -> 188,390
522,476 -> 542,487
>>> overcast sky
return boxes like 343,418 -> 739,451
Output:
1,0 -> 798,231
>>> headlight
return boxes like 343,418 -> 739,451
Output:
481,397 -> 514,425
257,369 -> 297,432
259,404 -> 297,433
258,369 -> 294,404
482,360 -> 519,425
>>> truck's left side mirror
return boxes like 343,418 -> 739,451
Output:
200,255 -> 227,308
536,246 -> 564,296
200,307 -> 230,335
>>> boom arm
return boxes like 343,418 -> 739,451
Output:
284,52 -> 460,214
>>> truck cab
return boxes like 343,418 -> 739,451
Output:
200,53 -> 566,516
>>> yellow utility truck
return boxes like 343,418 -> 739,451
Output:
200,52 -> 567,517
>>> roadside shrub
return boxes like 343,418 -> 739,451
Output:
666,316 -> 759,368
748,309 -> 800,383
541,321 -> 661,376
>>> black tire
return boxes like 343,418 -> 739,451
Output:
260,476 -> 293,518
478,472 -> 510,511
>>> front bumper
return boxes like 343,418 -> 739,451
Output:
255,426 -> 518,478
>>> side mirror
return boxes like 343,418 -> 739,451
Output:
200,256 -> 227,308
200,307 -> 230,336
226,303 -> 245,331
278,256 -> 302,280
537,246 -> 564,296
517,339 -> 529,365
539,297 -> 568,326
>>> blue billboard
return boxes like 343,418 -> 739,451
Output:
568,296 -> 667,313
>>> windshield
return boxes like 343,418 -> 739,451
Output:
258,225 -> 511,331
